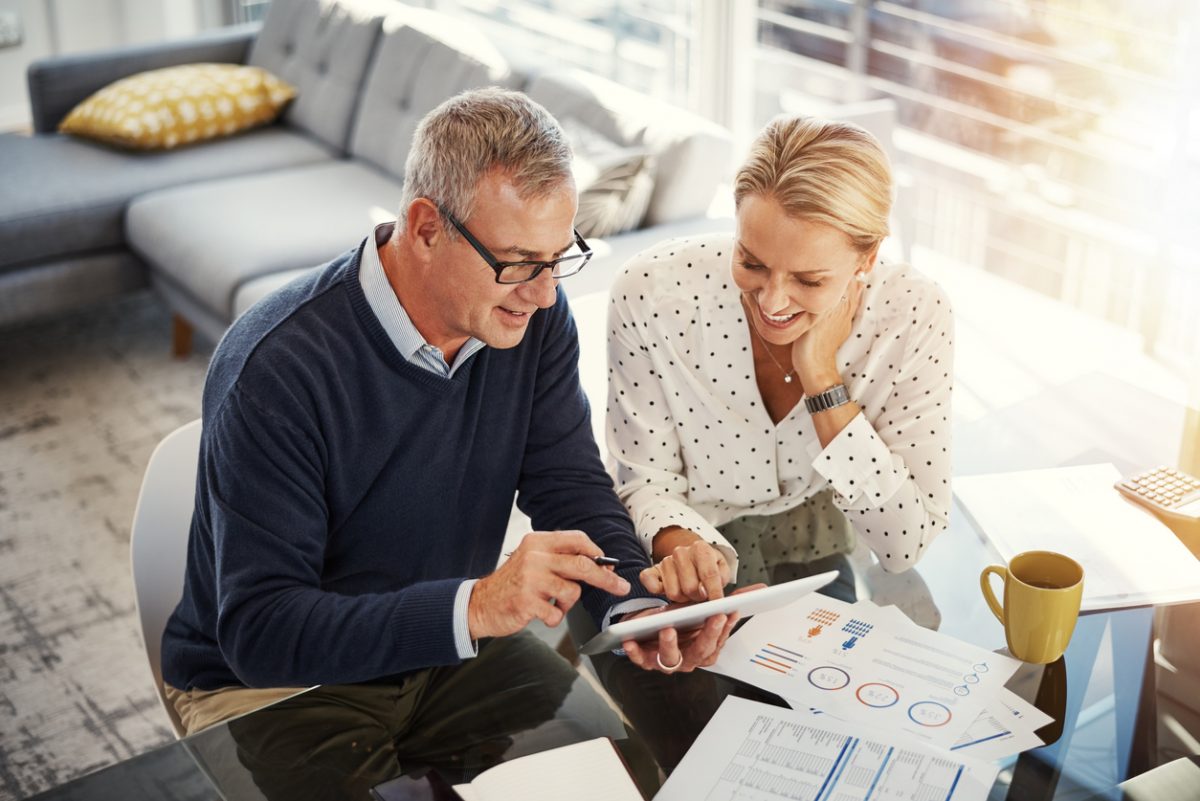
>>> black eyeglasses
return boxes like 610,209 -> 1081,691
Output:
438,205 -> 592,285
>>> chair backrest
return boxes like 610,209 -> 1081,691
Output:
568,290 -> 611,460
130,419 -> 203,738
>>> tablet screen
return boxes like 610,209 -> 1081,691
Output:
579,570 -> 838,655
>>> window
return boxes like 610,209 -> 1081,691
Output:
433,0 -> 695,108
216,0 -> 1198,370
752,0 -> 1199,372
229,0 -> 271,24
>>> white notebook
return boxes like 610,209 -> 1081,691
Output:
452,738 -> 641,801
954,463 -> 1200,611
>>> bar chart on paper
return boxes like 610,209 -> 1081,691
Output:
750,643 -> 803,676
709,596 -> 1021,748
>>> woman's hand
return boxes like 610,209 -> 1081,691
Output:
791,272 -> 864,388
642,527 -> 731,602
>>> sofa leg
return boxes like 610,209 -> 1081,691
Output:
172,314 -> 193,358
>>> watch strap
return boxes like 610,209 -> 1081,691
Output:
804,383 -> 850,414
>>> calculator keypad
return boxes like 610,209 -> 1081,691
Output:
1121,467 -> 1200,510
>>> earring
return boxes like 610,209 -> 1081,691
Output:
855,271 -> 868,284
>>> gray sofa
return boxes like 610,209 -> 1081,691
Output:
1,0 -> 732,349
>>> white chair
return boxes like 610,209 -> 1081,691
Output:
130,418 -> 202,739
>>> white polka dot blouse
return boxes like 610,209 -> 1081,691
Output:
605,232 -> 955,577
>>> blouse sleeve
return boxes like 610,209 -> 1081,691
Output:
605,278 -> 741,576
811,280 -> 955,572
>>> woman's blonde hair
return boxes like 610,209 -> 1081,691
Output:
734,115 -> 892,253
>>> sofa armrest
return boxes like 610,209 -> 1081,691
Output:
27,22 -> 261,133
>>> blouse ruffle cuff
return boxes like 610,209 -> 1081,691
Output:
637,503 -> 741,582
807,412 -> 907,507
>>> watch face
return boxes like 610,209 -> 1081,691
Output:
806,385 -> 848,413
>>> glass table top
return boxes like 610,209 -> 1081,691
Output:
30,372 -> 1200,801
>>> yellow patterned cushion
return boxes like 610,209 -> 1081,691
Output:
59,63 -> 297,150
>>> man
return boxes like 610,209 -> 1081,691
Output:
160,88 -> 736,741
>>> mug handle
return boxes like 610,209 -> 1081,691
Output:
980,565 -> 1007,624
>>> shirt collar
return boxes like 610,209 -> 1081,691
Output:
359,223 -> 485,372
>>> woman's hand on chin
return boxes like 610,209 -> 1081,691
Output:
791,273 -> 864,388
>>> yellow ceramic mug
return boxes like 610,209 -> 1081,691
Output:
980,550 -> 1084,664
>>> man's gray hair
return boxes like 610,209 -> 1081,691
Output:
400,87 -> 574,235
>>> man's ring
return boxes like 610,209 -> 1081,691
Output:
656,652 -> 684,672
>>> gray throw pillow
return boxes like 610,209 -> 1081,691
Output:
575,149 -> 656,239
562,119 -> 656,239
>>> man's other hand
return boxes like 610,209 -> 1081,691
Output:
467,530 -> 631,639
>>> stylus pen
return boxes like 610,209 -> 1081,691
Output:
501,552 -> 621,567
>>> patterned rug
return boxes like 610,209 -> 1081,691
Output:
0,292 -> 213,800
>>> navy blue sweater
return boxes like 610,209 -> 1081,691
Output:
162,239 -> 655,691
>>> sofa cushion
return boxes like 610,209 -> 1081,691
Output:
0,127 -> 334,273
58,63 -> 296,150
524,69 -> 732,226
248,0 -> 391,152
348,6 -> 514,178
27,22 -> 258,135
233,267 -> 314,319
127,160 -> 404,321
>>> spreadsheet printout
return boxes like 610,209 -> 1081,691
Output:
654,696 -> 997,801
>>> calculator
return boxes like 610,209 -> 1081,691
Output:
1115,466 -> 1200,524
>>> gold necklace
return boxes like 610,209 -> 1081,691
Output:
742,296 -> 797,384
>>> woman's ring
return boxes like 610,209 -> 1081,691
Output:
656,652 -> 684,672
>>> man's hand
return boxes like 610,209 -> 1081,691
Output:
621,585 -> 766,673
643,528 -> 730,602
468,530 -> 631,640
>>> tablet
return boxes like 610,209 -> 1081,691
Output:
578,570 -> 838,655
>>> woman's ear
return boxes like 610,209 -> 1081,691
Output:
858,242 -> 882,275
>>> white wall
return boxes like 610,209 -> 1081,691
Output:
0,0 -> 53,129
0,0 -> 223,131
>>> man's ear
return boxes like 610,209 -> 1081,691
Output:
404,199 -> 445,258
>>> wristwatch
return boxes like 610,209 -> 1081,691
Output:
804,384 -> 851,414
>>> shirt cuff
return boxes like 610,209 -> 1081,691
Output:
603,597 -> 668,656
636,504 -> 741,581
602,597 -> 667,630
453,579 -> 480,660
809,412 -> 906,505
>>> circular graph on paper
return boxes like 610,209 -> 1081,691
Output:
907,701 -> 952,727
807,666 -> 851,691
855,682 -> 900,708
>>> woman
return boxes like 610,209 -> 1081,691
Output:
606,115 -> 953,603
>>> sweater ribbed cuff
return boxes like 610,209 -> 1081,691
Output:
386,578 -> 467,669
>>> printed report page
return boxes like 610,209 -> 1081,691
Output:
654,696 -> 997,801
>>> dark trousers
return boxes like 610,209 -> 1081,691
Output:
202,631 -> 632,800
